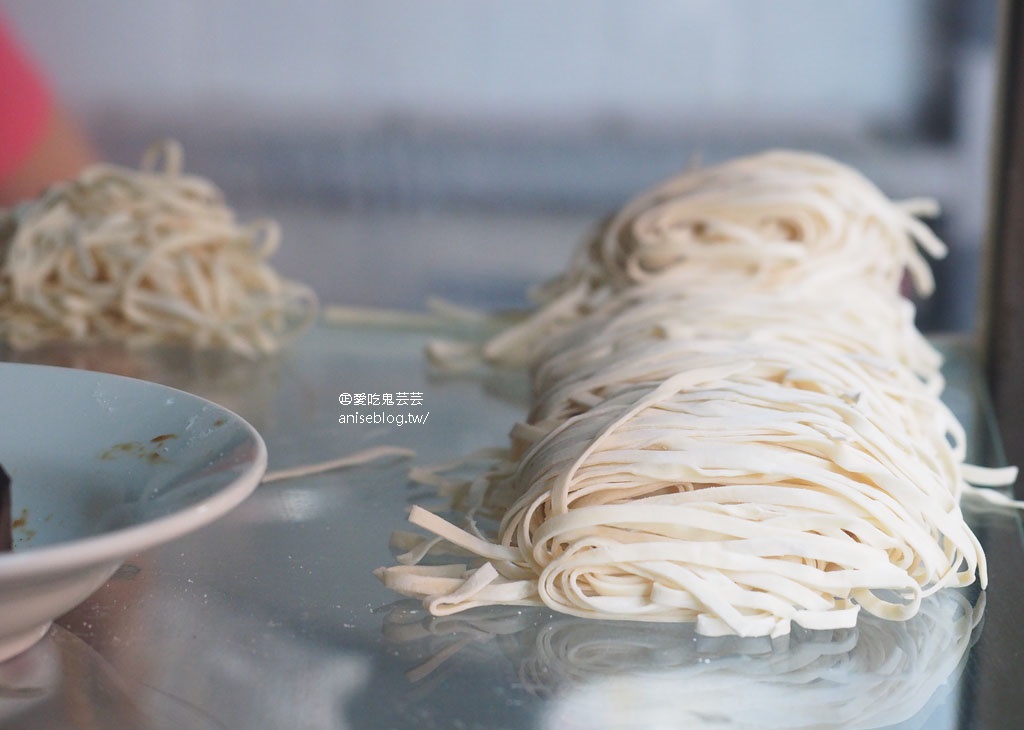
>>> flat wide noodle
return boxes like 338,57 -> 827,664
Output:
377,149 -> 1018,637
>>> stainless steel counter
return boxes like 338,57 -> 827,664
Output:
0,325 -> 1020,730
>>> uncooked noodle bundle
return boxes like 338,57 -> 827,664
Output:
0,140 -> 317,356
377,149 -> 1017,638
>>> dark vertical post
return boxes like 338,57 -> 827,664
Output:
0,464 -> 10,552
983,0 -> 1024,483
971,5 -> 1024,728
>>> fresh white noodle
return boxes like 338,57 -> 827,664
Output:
0,140 -> 317,356
376,149 -> 1018,638
261,445 -> 415,484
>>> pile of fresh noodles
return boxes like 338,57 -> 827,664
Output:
0,140 -> 317,356
377,150 -> 1018,638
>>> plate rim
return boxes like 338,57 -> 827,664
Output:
0,361 -> 268,580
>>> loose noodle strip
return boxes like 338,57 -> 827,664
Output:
323,297 -> 510,331
0,140 -> 318,356
261,445 -> 415,484
376,149 -> 1018,638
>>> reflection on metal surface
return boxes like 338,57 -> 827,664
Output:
383,588 -> 984,729
231,485 -> 329,524
0,630 -> 58,724
0,625 -> 229,730
49,549 -> 377,730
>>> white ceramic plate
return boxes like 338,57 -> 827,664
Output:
0,362 -> 267,662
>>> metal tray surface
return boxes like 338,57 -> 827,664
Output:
0,325 -> 1020,730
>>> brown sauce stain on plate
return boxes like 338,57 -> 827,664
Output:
100,433 -> 178,464
101,442 -> 138,460
11,508 -> 36,543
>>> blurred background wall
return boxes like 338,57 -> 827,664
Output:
0,0 -> 1001,330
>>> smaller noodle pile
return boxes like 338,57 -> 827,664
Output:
0,140 -> 317,356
